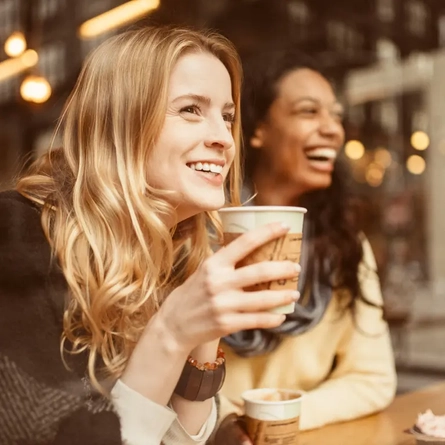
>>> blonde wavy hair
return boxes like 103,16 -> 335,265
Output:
17,26 -> 243,389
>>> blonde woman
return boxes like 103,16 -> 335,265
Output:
0,27 -> 300,445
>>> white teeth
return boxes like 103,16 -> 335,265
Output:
188,162 -> 223,174
305,148 -> 337,160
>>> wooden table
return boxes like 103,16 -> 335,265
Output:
299,382 -> 445,445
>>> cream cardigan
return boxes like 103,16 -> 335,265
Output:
219,238 -> 397,431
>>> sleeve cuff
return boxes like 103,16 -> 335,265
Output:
111,379 -> 177,445
163,398 -> 218,444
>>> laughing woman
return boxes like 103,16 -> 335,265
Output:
0,28 -> 300,445
212,50 -> 397,444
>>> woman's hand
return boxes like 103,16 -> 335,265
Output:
156,222 -> 300,354
119,222 -> 298,430
210,414 -> 251,445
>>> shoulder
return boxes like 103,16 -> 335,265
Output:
0,192 -> 75,384
0,189 -> 42,228
0,190 -> 52,289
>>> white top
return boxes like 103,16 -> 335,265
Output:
111,379 -> 217,445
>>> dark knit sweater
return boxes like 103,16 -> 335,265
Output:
0,190 -> 122,445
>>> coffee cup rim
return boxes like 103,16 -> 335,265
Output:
219,206 -> 307,214
241,388 -> 305,406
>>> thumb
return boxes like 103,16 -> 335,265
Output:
236,424 -> 252,445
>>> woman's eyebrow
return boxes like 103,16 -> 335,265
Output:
172,93 -> 235,110
173,93 -> 211,105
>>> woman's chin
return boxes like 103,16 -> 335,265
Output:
180,194 -> 226,217
292,174 -> 333,196
202,199 -> 226,213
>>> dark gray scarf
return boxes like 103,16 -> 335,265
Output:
223,219 -> 333,357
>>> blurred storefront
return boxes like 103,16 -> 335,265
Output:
343,48 -> 445,379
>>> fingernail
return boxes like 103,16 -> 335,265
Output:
294,263 -> 301,273
291,291 -> 300,301
280,222 -> 290,231
280,315 -> 286,322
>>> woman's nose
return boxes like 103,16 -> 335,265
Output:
204,118 -> 234,150
319,112 -> 344,140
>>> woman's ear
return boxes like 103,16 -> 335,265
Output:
250,125 -> 265,149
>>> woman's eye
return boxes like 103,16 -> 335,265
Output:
180,104 -> 201,115
293,107 -> 317,116
301,108 -> 317,114
223,113 -> 235,124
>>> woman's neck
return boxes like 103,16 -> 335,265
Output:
252,167 -> 303,207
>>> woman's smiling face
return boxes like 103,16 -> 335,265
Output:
251,68 -> 345,196
147,51 -> 236,222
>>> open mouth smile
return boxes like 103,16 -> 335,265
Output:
186,161 -> 225,186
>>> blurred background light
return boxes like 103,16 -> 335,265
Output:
4,32 -> 27,58
0,49 -> 38,82
406,154 -> 426,175
79,0 -> 161,39
20,75 -> 52,103
365,163 -> 385,187
374,147 -> 392,168
410,130 -> 430,150
345,139 -> 365,160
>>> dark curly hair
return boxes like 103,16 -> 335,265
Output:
242,49 -> 373,308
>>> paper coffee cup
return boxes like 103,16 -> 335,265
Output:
242,388 -> 303,445
218,206 -> 307,314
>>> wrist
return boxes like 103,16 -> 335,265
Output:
173,347 -> 226,402
121,314 -> 189,398
136,308 -> 196,363
191,339 -> 220,362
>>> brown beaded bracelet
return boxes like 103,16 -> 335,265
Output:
173,347 -> 226,402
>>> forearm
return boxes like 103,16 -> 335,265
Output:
301,320 -> 396,431
120,318 -> 217,436
300,368 -> 396,431
120,314 -> 189,407
170,339 -> 219,434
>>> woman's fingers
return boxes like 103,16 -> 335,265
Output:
236,417 -> 252,445
218,289 -> 299,312
213,414 -> 252,445
231,260 -> 300,289
223,312 -> 287,333
216,222 -> 290,265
